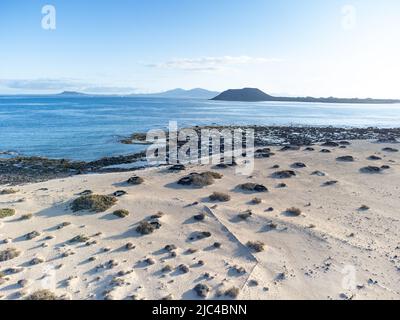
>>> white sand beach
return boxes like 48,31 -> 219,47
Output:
1,140 -> 400,300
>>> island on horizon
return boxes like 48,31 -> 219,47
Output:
211,88 -> 400,104
54,88 -> 400,104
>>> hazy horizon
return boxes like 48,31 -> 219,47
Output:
2,87 -> 400,101
1,0 -> 400,98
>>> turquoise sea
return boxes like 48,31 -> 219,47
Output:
1,95 -> 400,161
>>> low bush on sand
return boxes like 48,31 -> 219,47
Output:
0,208 -> 15,219
27,290 -> 58,300
178,172 -> 223,187
26,231 -> 40,240
70,234 -> 90,243
127,176 -> 144,185
194,283 -> 210,298
251,197 -> 262,204
136,221 -> 158,235
292,162 -> 306,168
71,194 -> 117,212
238,210 -> 253,220
247,241 -> 265,252
209,192 -> 231,202
360,166 -> 382,174
224,287 -> 240,299
273,170 -> 296,179
238,183 -> 268,192
285,207 -> 302,216
0,248 -> 21,262
0,188 -> 19,195
368,155 -> 382,161
20,214 -> 33,220
113,209 -> 130,218
336,156 -> 355,162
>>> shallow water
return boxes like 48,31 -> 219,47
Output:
1,95 -> 400,161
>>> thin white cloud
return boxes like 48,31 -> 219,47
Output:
0,79 -> 136,94
0,79 -> 83,91
146,56 -> 282,71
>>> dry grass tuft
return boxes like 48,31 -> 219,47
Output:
247,241 -> 265,253
0,248 -> 21,262
20,214 -> 33,220
70,234 -> 90,243
71,194 -> 117,212
238,210 -> 253,220
27,290 -> 58,300
238,183 -> 268,192
113,209 -> 130,218
285,207 -> 302,216
178,172 -> 223,187
0,208 -> 15,219
136,221 -> 157,235
0,188 -> 19,195
194,283 -> 210,298
209,192 -> 231,202
251,197 -> 262,204
127,175 -> 144,185
224,287 -> 240,299
273,170 -> 296,179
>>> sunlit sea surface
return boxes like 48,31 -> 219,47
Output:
1,95 -> 400,161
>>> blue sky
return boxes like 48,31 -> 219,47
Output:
1,0 -> 400,97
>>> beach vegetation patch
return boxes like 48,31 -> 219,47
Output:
209,192 -> 231,202
194,283 -> 210,298
251,197 -> 262,204
113,209 -> 130,218
336,156 -> 354,162
247,241 -> 265,253
285,207 -> 302,216
0,188 -> 19,195
20,214 -> 33,220
71,194 -> 117,212
178,172 -> 223,187
224,287 -> 240,299
136,220 -> 159,235
0,248 -> 21,262
127,175 -> 144,185
273,170 -> 296,179
27,290 -> 58,300
238,210 -> 253,220
360,166 -> 382,174
70,234 -> 90,243
238,183 -> 268,192
0,208 -> 15,219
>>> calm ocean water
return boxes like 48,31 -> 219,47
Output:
1,95 -> 400,161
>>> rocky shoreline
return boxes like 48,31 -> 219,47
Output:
0,152 -> 146,186
1,125 -> 399,185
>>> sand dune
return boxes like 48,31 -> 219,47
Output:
1,140 -> 400,300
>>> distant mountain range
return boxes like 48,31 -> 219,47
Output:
56,88 -> 400,104
211,88 -> 400,104
56,88 -> 219,99
132,88 -> 220,99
